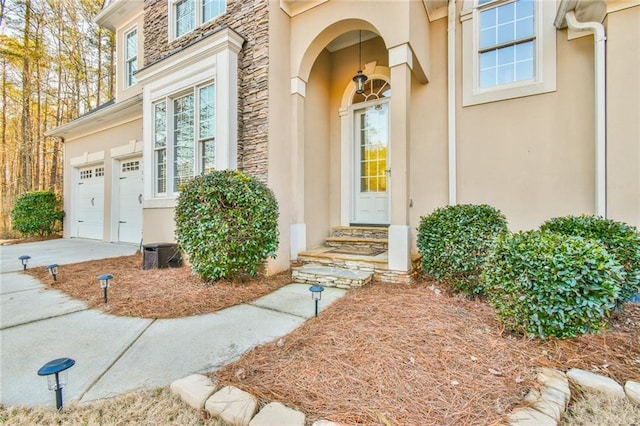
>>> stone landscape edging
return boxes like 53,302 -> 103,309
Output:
170,368 -> 640,426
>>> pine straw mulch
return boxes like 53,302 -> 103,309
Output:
211,283 -> 640,426
25,253 -> 291,318
24,256 -> 640,425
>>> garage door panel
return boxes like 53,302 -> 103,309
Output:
118,159 -> 143,244
77,166 -> 104,240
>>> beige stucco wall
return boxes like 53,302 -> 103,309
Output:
266,3 -> 293,274
142,207 -> 176,244
606,6 -> 640,227
408,17 -> 449,231
456,24 -> 595,231
305,49 -> 332,249
62,117 -> 142,240
285,0 -> 635,245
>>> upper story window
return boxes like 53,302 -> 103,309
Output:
152,82 -> 216,197
461,0 -> 556,106
478,0 -> 534,88
125,27 -> 138,88
171,0 -> 226,40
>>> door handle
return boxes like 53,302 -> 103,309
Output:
138,194 -> 143,204
91,197 -> 95,206
385,169 -> 391,176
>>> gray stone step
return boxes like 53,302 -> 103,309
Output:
325,236 -> 388,251
296,247 -> 421,284
292,264 -> 373,289
330,226 -> 388,240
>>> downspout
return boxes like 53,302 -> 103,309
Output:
447,0 -> 457,205
564,11 -> 607,217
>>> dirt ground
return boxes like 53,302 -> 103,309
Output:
25,254 -> 640,425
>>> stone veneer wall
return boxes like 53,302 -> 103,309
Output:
143,0 -> 269,182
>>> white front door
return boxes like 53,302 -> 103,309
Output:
117,159 -> 143,244
353,101 -> 390,224
77,166 -> 105,240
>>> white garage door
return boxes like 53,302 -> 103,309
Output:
77,166 -> 105,240
117,159 -> 143,244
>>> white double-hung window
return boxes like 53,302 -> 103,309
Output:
152,82 -> 216,196
478,0 -> 534,88
124,27 -> 138,87
171,0 -> 226,39
461,0 -> 556,106
138,27 -> 242,207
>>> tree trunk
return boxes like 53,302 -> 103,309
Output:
20,0 -> 33,193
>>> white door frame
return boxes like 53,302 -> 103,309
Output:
338,63 -> 391,226
351,99 -> 390,224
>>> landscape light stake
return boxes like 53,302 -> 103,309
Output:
309,284 -> 325,317
19,255 -> 31,270
97,274 -> 113,304
37,357 -> 75,411
46,264 -> 59,282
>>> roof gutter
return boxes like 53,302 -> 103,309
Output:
555,0 -> 607,218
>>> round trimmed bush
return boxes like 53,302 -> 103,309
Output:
416,204 -> 508,295
482,231 -> 623,339
540,215 -> 640,305
175,170 -> 279,282
11,191 -> 64,237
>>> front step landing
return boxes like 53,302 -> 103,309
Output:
292,264 -> 373,289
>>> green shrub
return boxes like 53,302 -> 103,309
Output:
175,170 -> 279,282
416,204 -> 508,295
11,191 -> 64,237
540,215 -> 640,305
482,231 -> 623,339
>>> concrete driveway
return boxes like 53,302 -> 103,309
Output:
0,239 -> 345,408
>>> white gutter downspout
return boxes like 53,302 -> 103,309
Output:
564,10 -> 607,217
447,0 -> 457,205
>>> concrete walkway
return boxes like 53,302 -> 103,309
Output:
0,239 -> 346,408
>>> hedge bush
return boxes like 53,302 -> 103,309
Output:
175,170 -> 279,282
483,231 -> 623,339
540,215 -> 640,305
11,191 -> 64,237
416,204 -> 508,295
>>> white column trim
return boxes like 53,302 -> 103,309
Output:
216,47 -> 238,170
388,44 -> 414,70
339,107 -> 350,226
290,77 -> 307,97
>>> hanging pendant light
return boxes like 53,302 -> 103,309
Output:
352,30 -> 368,94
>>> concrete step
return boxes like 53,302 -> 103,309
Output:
330,226 -> 388,240
325,236 -> 388,251
292,264 -> 373,289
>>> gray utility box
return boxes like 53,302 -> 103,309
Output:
143,243 -> 182,270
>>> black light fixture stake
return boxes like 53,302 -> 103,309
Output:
46,264 -> 59,282
309,284 -> 325,317
37,357 -> 75,411
97,274 -> 113,304
19,255 -> 31,271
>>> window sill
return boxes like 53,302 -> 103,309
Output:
143,197 -> 177,209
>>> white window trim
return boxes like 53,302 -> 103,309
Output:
137,28 -> 242,209
461,0 -> 556,106
168,0 -> 227,42
151,81 -> 215,198
124,26 -> 138,89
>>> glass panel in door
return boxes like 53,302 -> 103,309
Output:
353,101 -> 389,224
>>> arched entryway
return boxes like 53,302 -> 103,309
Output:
289,14 -> 425,272
339,64 -> 392,225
